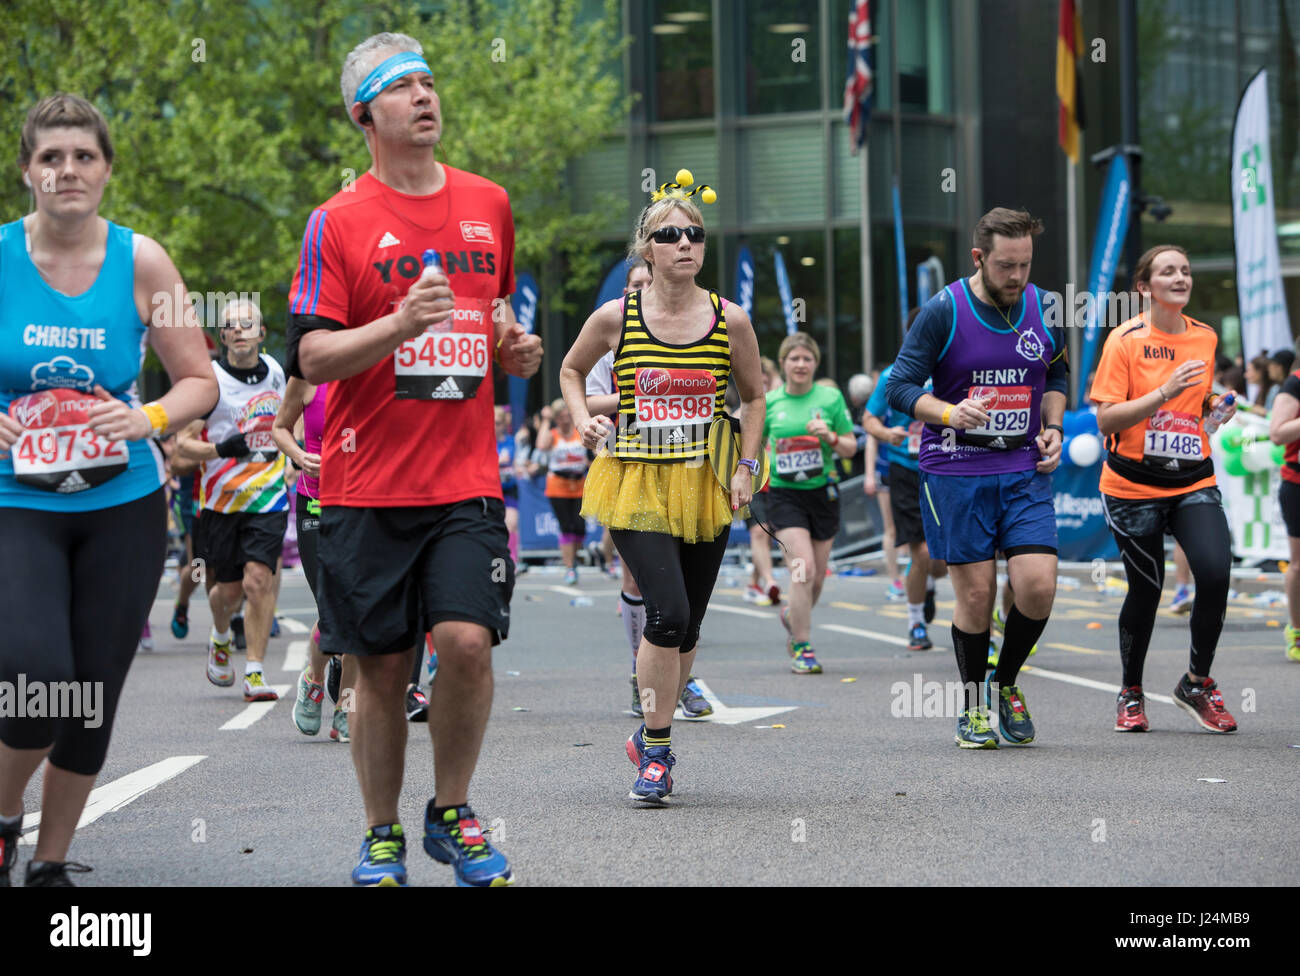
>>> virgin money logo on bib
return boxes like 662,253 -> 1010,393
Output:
635,368 -> 716,397
1015,329 -> 1045,363
9,391 -> 61,429
638,368 -> 672,396
969,385 -> 999,403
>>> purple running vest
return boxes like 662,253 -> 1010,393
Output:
298,381 -> 328,500
919,280 -> 1052,475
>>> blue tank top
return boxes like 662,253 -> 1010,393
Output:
920,280 -> 1053,475
0,218 -> 163,511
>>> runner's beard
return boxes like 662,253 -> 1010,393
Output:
979,262 -> 1023,310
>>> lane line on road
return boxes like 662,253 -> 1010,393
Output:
1020,664 -> 1175,705
708,603 -> 775,620
687,678 -> 799,726
1043,642 -> 1108,656
278,617 -> 310,634
20,755 -> 207,846
219,686 -> 292,730
282,639 -> 308,673
819,623 -> 911,647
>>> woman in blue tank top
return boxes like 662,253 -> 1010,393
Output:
0,95 -> 217,887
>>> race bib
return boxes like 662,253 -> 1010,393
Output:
549,442 -> 587,476
906,420 -> 923,457
775,435 -> 824,480
1143,408 -> 1203,469
8,389 -> 129,493
633,367 -> 717,429
394,300 -> 491,400
961,385 -> 1032,449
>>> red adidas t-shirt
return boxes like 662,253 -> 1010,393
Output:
289,167 -> 515,507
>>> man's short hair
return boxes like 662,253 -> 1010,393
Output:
973,208 -> 1044,254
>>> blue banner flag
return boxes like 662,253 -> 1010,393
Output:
892,181 -> 908,333
774,250 -> 797,335
735,247 -> 755,319
1077,155 -> 1131,404
508,272 -> 539,434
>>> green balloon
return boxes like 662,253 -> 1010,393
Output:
1273,442 -> 1287,466
1222,427 -> 1245,451
1224,451 -> 1247,477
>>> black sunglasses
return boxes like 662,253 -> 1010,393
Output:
651,225 -> 706,245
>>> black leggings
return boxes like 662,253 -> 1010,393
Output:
548,495 -> 586,540
1102,488 -> 1232,686
0,489 -> 167,775
610,527 -> 730,653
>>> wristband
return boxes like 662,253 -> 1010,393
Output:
1045,423 -> 1064,435
141,401 -> 169,435
941,405 -> 953,426
738,457 -> 759,475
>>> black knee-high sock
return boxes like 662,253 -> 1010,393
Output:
994,606 -> 1049,686
951,625 -> 990,710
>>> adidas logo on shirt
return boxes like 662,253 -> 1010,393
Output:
429,376 -> 465,400
57,470 -> 91,493
378,232 -> 401,249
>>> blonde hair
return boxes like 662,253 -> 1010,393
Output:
629,197 -> 705,267
778,332 -> 821,369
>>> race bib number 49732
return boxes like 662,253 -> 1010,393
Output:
8,389 -> 129,492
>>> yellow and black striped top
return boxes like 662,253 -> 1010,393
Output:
612,289 -> 731,462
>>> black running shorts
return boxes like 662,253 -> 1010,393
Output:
200,510 -> 288,584
316,496 -> 515,657
767,484 -> 841,542
887,464 -> 926,546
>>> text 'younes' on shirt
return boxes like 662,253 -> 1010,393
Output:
284,167 -> 516,508
885,280 -> 1068,476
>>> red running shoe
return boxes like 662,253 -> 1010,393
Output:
1172,676 -> 1238,733
1114,685 -> 1149,732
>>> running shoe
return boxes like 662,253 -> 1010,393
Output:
207,637 -> 235,687
563,568 -> 579,586
406,685 -> 430,723
954,707 -> 999,749
987,640 -> 1000,668
170,603 -> 189,639
231,613 -> 246,651
243,671 -> 278,702
1172,675 -> 1238,733
791,644 -> 822,674
744,584 -> 773,606
325,654 -> 342,704
985,676 -> 1035,744
0,811 -> 19,887
923,586 -> 936,624
293,668 -> 324,736
908,623 -> 932,651
24,861 -> 91,887
767,581 -> 782,604
138,621 -> 153,652
269,615 -> 281,638
887,578 -> 905,601
351,824 -> 406,887
1286,624 -> 1300,663
1114,685 -> 1149,732
586,541 -> 607,572
1170,584 -> 1195,614
992,604 -> 1007,633
679,676 -> 713,718
630,674 -> 643,717
628,742 -> 675,805
330,706 -> 350,743
423,802 -> 514,887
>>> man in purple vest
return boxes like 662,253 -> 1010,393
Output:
886,208 -> 1067,749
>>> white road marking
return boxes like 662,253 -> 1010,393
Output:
819,623 -> 911,647
545,586 -> 620,597
20,755 -> 206,846
682,678 -> 798,726
707,603 -> 775,620
1019,665 -> 1175,705
282,639 -> 308,673
219,686 -> 293,730
278,617 -> 310,634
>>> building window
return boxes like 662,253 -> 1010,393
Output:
741,0 -> 821,115
648,0 -> 715,121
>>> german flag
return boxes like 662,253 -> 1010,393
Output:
1056,0 -> 1085,163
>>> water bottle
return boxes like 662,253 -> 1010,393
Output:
569,596 -> 593,608
1203,393 -> 1236,435
420,248 -> 442,279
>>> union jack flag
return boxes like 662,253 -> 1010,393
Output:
843,0 -> 875,154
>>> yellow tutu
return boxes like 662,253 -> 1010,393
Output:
581,451 -> 743,544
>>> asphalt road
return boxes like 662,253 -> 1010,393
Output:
13,558 -> 1300,887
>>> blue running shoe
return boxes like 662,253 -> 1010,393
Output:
351,824 -> 407,887
629,743 -> 675,804
624,725 -> 674,798
423,803 -> 514,887
170,603 -> 189,640
984,674 -> 1035,744
270,616 -> 281,638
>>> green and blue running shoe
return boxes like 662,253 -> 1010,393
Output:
292,668 -> 324,736
170,602 -> 189,640
954,707 -> 999,749
330,706 -> 350,743
351,824 -> 406,887
679,675 -> 712,718
424,803 -> 514,887
1286,624 -> 1300,663
985,674 -> 1035,744
630,674 -> 644,717
791,642 -> 822,674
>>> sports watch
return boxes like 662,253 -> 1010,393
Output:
738,457 -> 759,475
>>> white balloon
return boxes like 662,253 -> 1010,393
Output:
1067,432 -> 1101,467
1242,437 -> 1273,473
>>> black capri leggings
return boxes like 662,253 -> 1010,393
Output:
548,495 -> 586,540
0,489 -> 167,775
1102,487 -> 1232,686
610,527 -> 730,653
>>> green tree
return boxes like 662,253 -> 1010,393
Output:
0,0 -> 628,359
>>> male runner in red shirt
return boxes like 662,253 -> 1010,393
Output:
287,32 -> 542,887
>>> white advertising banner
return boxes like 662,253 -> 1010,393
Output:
1232,69 -> 1293,367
